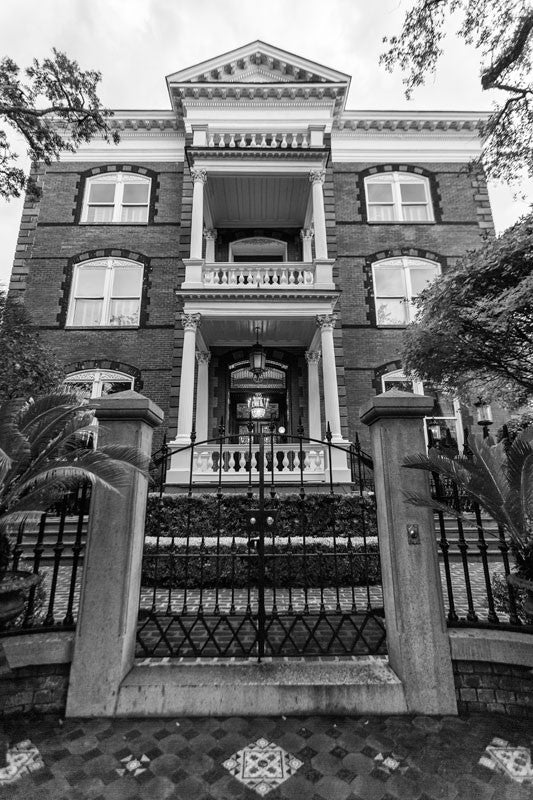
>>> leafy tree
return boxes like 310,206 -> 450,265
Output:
401,213 -> 533,408
0,48 -> 119,200
381,0 -> 533,185
0,291 -> 64,400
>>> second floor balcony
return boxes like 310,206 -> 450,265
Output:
182,257 -> 335,292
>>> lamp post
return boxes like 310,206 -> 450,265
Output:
474,397 -> 493,439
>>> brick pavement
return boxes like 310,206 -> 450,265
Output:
1,711 -> 531,799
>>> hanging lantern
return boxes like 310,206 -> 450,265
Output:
474,397 -> 493,425
249,325 -> 266,381
248,393 -> 269,420
427,418 -> 441,441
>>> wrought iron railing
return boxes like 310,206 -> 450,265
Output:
0,486 -> 90,635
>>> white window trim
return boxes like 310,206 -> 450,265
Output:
372,256 -> 440,327
365,172 -> 434,223
66,257 -> 143,328
81,172 -> 151,224
64,369 -> 135,398
381,369 -> 463,452
229,237 -> 288,262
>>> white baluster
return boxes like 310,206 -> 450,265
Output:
228,268 -> 237,285
197,450 -> 210,473
217,133 -> 225,147
301,133 -> 309,148
291,132 -> 298,148
271,133 -> 278,148
288,269 -> 295,284
237,269 -> 245,285
282,450 -> 290,472
239,134 -> 247,148
304,270 -> 313,285
227,451 -> 236,473
208,133 -> 215,147
203,269 -> 213,285
317,449 -> 325,471
250,134 -> 257,147
247,268 -> 254,285
297,270 -> 304,284
280,133 -> 288,149
229,134 -> 236,148
260,133 -> 267,147
207,450 -> 214,472
221,269 -> 228,285
294,449 -> 300,472
304,449 -> 311,470
280,268 -> 288,285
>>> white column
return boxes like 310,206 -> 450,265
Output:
309,170 -> 328,260
305,350 -> 321,439
190,168 -> 207,260
300,228 -> 314,262
195,351 -> 210,442
175,313 -> 201,444
204,229 -> 217,262
317,314 -> 342,441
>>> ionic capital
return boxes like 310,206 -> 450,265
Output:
191,168 -> 207,185
309,169 -> 326,186
181,312 -> 201,331
316,313 -> 337,332
300,227 -> 314,240
196,350 -> 211,364
203,228 -> 217,241
305,350 -> 321,365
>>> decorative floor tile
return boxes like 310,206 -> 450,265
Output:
0,740 -> 44,785
479,737 -> 533,785
222,737 -> 302,796
115,752 -> 152,779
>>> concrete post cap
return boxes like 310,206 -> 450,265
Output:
360,389 -> 435,426
92,390 -> 164,427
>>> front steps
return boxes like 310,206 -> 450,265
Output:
115,656 -> 407,716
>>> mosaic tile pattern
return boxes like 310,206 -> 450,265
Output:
479,737 -> 533,785
223,737 -> 302,795
1,712 -> 532,799
0,740 -> 44,785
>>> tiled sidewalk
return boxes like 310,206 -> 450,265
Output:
1,712 -> 532,799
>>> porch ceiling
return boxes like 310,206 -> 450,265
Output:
206,174 -> 310,227
201,316 -> 316,347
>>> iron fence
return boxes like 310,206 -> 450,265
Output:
0,486 -> 90,635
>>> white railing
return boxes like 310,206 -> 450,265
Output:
193,443 -> 325,477
202,262 -> 315,288
206,132 -> 310,149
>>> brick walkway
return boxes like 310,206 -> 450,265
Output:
1,711 -> 532,799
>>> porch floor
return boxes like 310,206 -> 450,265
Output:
2,710 -> 531,799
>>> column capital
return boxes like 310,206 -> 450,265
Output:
309,169 -> 326,185
196,350 -> 211,364
181,312 -> 201,331
316,313 -> 337,331
305,350 -> 321,364
203,228 -> 217,241
191,168 -> 207,184
300,227 -> 314,240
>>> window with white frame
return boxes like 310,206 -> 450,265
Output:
372,256 -> 440,326
66,258 -> 143,328
81,173 -> 151,223
63,369 -> 135,399
381,369 -> 462,451
365,172 -> 434,222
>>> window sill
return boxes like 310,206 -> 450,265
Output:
366,221 -> 435,225
78,222 -> 149,226
65,326 -> 140,331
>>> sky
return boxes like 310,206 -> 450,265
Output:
0,0 -> 531,288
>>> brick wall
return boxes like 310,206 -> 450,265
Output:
333,161 -> 495,447
0,663 -> 70,716
454,660 -> 533,718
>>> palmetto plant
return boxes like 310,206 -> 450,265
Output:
402,429 -> 533,583
0,393 -> 150,574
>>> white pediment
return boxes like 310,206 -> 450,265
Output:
166,40 -> 350,86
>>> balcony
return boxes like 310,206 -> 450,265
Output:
182,259 -> 335,292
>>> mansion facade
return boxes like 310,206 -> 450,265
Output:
8,41 -> 494,485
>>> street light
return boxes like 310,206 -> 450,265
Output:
474,397 -> 493,439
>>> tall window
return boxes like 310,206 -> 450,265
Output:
81,173 -> 150,223
66,258 -> 143,328
365,173 -> 433,222
372,257 -> 440,326
64,369 -> 135,399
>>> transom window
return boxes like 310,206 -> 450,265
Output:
365,173 -> 433,222
81,173 -> 150,223
372,257 -> 440,326
66,258 -> 143,328
64,369 -> 135,399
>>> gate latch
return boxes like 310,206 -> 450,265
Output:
407,524 -> 420,545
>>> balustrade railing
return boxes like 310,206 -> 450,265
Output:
205,131 -> 310,149
202,262 -> 314,288
193,442 -> 325,476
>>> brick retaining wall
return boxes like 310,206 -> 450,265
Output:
454,660 -> 533,718
0,663 -> 70,716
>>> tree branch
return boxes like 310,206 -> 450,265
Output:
481,10 -> 533,89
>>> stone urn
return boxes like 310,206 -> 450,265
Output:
0,571 -> 42,627
507,574 -> 533,621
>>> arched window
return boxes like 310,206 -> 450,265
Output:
63,369 -> 135,399
81,172 -> 151,223
372,256 -> 440,326
364,172 -> 434,222
66,258 -> 143,328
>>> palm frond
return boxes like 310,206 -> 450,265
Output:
403,491 -> 465,519
16,394 -> 82,435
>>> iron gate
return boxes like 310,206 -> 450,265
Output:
136,429 -> 385,659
